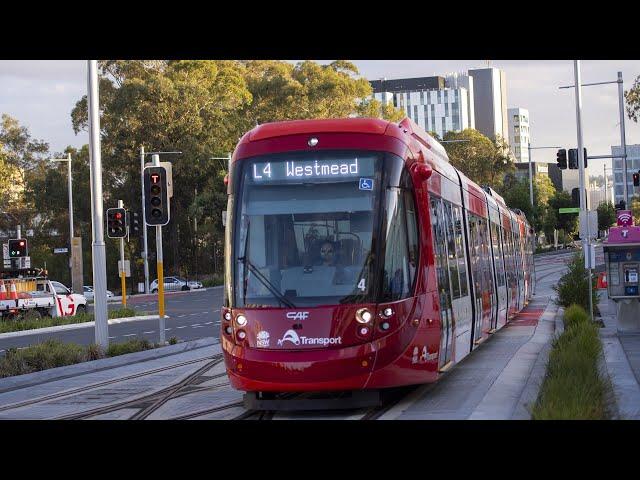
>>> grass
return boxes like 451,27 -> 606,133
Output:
531,305 -> 611,420
201,274 -> 224,288
0,338 -> 159,378
0,308 -> 140,334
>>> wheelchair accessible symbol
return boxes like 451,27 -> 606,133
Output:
359,178 -> 373,191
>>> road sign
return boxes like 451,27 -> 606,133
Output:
559,207 -> 581,214
118,260 -> 131,277
53,247 -> 69,254
579,210 -> 598,241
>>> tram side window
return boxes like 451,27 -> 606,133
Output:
479,218 -> 494,293
382,188 -> 411,301
491,222 -> 506,287
403,189 -> 419,290
443,201 -> 461,299
453,206 -> 468,297
430,197 -> 451,309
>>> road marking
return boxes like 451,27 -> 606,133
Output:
123,333 -> 137,337
143,331 -> 155,334
0,349 -> 4,353
204,321 -> 213,325
165,328 -> 172,331
178,314 -> 186,318
177,326 -> 187,329
191,323 -> 201,327
109,336 -> 116,339
201,311 -> 209,314
192,325 -> 205,328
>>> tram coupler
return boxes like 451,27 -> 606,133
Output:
243,390 -> 382,411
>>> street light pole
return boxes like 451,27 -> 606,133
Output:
50,152 -> 75,289
618,71 -> 629,207
573,60 -> 594,323
87,59 -> 109,348
528,142 -> 534,207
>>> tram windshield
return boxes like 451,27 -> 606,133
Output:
232,150 -> 387,308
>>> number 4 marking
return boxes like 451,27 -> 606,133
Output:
358,278 -> 366,291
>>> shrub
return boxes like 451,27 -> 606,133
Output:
106,338 -> 153,357
168,336 -> 178,345
563,304 -> 589,330
0,340 -> 87,378
108,308 -> 138,319
201,274 -> 224,287
532,309 -> 610,419
553,251 -> 599,314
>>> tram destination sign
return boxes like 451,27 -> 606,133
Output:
251,157 -> 376,183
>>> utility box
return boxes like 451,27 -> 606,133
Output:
604,224 -> 640,332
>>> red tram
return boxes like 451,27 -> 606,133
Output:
220,117 -> 534,395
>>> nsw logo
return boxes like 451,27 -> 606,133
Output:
256,330 -> 270,348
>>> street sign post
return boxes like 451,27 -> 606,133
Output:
53,247 -> 69,254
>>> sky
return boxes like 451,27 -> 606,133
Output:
1,59 -> 639,178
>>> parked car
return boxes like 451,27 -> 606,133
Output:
149,276 -> 203,293
82,285 -> 114,301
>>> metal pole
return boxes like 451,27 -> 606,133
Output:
118,200 -> 127,308
140,146 -> 150,294
604,165 -> 608,204
528,142 -> 534,207
152,154 -> 166,344
618,72 -> 629,207
88,60 -> 109,348
67,153 -> 74,288
573,60 -> 594,322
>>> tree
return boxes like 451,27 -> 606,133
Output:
442,129 -> 514,190
625,76 -> 640,123
549,190 -> 579,236
631,196 -> 640,226
597,201 -> 616,231
500,173 -> 557,234
68,59 -> 401,285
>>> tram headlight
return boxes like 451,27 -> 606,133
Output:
356,308 -> 373,324
224,325 -> 233,335
224,311 -> 232,321
236,314 -> 247,327
237,330 -> 247,341
382,307 -> 394,318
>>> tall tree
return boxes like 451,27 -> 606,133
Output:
597,201 -> 617,231
442,129 -> 514,190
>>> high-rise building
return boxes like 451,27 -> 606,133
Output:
508,108 -> 530,163
370,76 -> 472,139
468,67 -> 509,141
612,144 -> 640,203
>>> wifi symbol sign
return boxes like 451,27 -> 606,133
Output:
617,211 -> 633,227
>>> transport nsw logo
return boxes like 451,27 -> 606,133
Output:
277,329 -> 342,347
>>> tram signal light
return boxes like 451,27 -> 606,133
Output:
8,238 -> 28,258
144,166 -> 170,225
571,188 -> 580,207
556,149 -> 567,169
633,172 -> 640,187
106,207 -> 127,238
128,211 -> 141,235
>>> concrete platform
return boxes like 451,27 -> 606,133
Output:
599,296 -> 640,420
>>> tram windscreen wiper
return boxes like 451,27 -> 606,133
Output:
238,220 -> 296,308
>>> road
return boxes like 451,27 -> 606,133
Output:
0,287 -> 224,353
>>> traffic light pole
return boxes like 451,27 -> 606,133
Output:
573,60 -> 594,323
152,154 -> 166,344
140,146 -> 150,294
118,200 -> 127,309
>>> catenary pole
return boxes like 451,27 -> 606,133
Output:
88,60 -> 109,347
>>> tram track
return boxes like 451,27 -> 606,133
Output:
0,354 -> 222,416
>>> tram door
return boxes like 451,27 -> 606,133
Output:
430,197 -> 453,368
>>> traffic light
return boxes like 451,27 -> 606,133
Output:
144,165 -> 170,225
568,149 -> 578,169
8,238 -> 28,258
556,149 -> 567,169
571,188 -> 580,207
106,207 -> 127,238
634,171 -> 640,187
128,211 -> 141,235
568,148 -> 588,169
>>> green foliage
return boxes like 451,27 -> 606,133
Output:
106,338 -> 153,357
631,196 -> 640,226
563,304 -> 589,330
442,130 -> 514,190
553,252 -> 599,314
201,274 -> 224,287
499,174 -> 557,234
597,201 -> 617,231
0,308 -> 139,334
0,338 -> 157,378
625,76 -> 640,123
168,336 -> 178,345
0,340 -> 87,378
548,190 -> 579,236
532,306 -> 609,419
